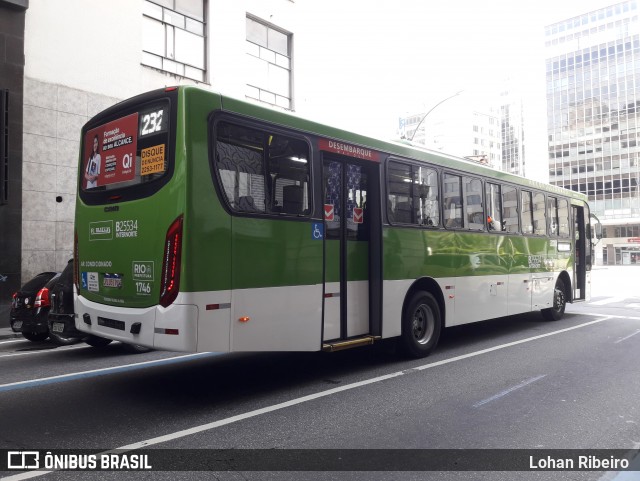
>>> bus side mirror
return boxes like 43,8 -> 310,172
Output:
595,222 -> 603,239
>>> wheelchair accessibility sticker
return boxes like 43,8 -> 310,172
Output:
312,222 -> 324,240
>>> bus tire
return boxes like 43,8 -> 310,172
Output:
542,278 -> 567,321
84,335 -> 113,348
400,291 -> 442,358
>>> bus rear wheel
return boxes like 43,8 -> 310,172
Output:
400,291 -> 441,358
542,279 -> 567,321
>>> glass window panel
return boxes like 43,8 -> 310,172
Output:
162,58 -> 183,75
275,95 -> 290,109
166,24 -> 175,59
185,17 -> 204,35
486,183 -> 503,231
502,185 -> 519,233
142,16 -> 165,56
415,166 -> 439,226
547,197 -> 559,236
521,191 -> 534,234
346,164 -> 367,240
260,90 -> 276,104
175,28 -> 204,68
443,174 -> 463,229
269,64 -> 290,97
246,55 -> 268,89
260,46 -> 276,64
558,198 -> 570,237
215,123 -> 266,213
152,0 -> 172,8
175,0 -> 204,21
275,53 -> 290,69
246,40 -> 260,57
247,17 -> 268,47
247,17 -> 292,109
184,65 -> 204,82
164,10 -> 185,29
268,28 -> 289,56
215,122 -> 309,216
464,176 -> 484,230
143,1 -> 163,20
533,192 -> 546,235
387,161 -> 413,224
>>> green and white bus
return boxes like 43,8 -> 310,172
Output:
74,86 -> 599,357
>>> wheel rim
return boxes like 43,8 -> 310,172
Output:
412,303 -> 435,345
554,287 -> 566,313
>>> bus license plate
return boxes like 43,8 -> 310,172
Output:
52,322 -> 65,333
13,321 -> 23,330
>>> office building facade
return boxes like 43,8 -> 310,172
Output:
545,0 -> 640,265
398,99 -> 503,170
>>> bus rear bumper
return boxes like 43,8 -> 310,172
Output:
75,294 -> 198,352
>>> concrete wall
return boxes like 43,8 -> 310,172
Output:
21,79 -> 119,279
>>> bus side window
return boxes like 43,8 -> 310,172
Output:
533,192 -> 546,235
415,166 -> 439,227
464,176 -> 484,230
388,161 -> 414,224
216,146 -> 266,213
443,173 -> 463,229
215,121 -> 310,216
520,190 -> 534,234
547,196 -> 559,236
502,185 -> 519,233
557,198 -> 570,237
485,182 -> 503,231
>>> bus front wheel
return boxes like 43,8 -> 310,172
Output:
542,279 -> 567,321
400,291 -> 442,358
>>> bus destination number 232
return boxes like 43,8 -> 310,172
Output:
139,108 -> 165,137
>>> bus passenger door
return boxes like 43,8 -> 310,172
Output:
573,205 -> 587,301
322,158 -> 379,341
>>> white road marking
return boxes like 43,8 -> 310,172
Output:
578,312 -> 640,320
0,316 -> 615,481
473,375 -> 547,408
0,345 -> 89,358
0,339 -> 25,345
590,296 -> 627,306
614,329 -> 640,344
0,352 -> 217,393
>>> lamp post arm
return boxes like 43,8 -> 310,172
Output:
407,90 -> 463,142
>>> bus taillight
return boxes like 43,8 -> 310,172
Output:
159,215 -> 184,308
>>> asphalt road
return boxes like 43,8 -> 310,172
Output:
1,267 -> 639,480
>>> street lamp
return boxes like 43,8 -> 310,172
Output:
407,90 -> 464,142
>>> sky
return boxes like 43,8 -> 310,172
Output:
294,0 -> 620,140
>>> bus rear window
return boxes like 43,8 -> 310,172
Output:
81,101 -> 171,193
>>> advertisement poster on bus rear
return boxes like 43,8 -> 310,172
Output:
83,113 -> 138,190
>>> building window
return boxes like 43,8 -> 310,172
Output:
142,0 -> 206,82
246,16 -> 292,110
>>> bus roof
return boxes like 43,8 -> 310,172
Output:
189,86 -> 587,202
